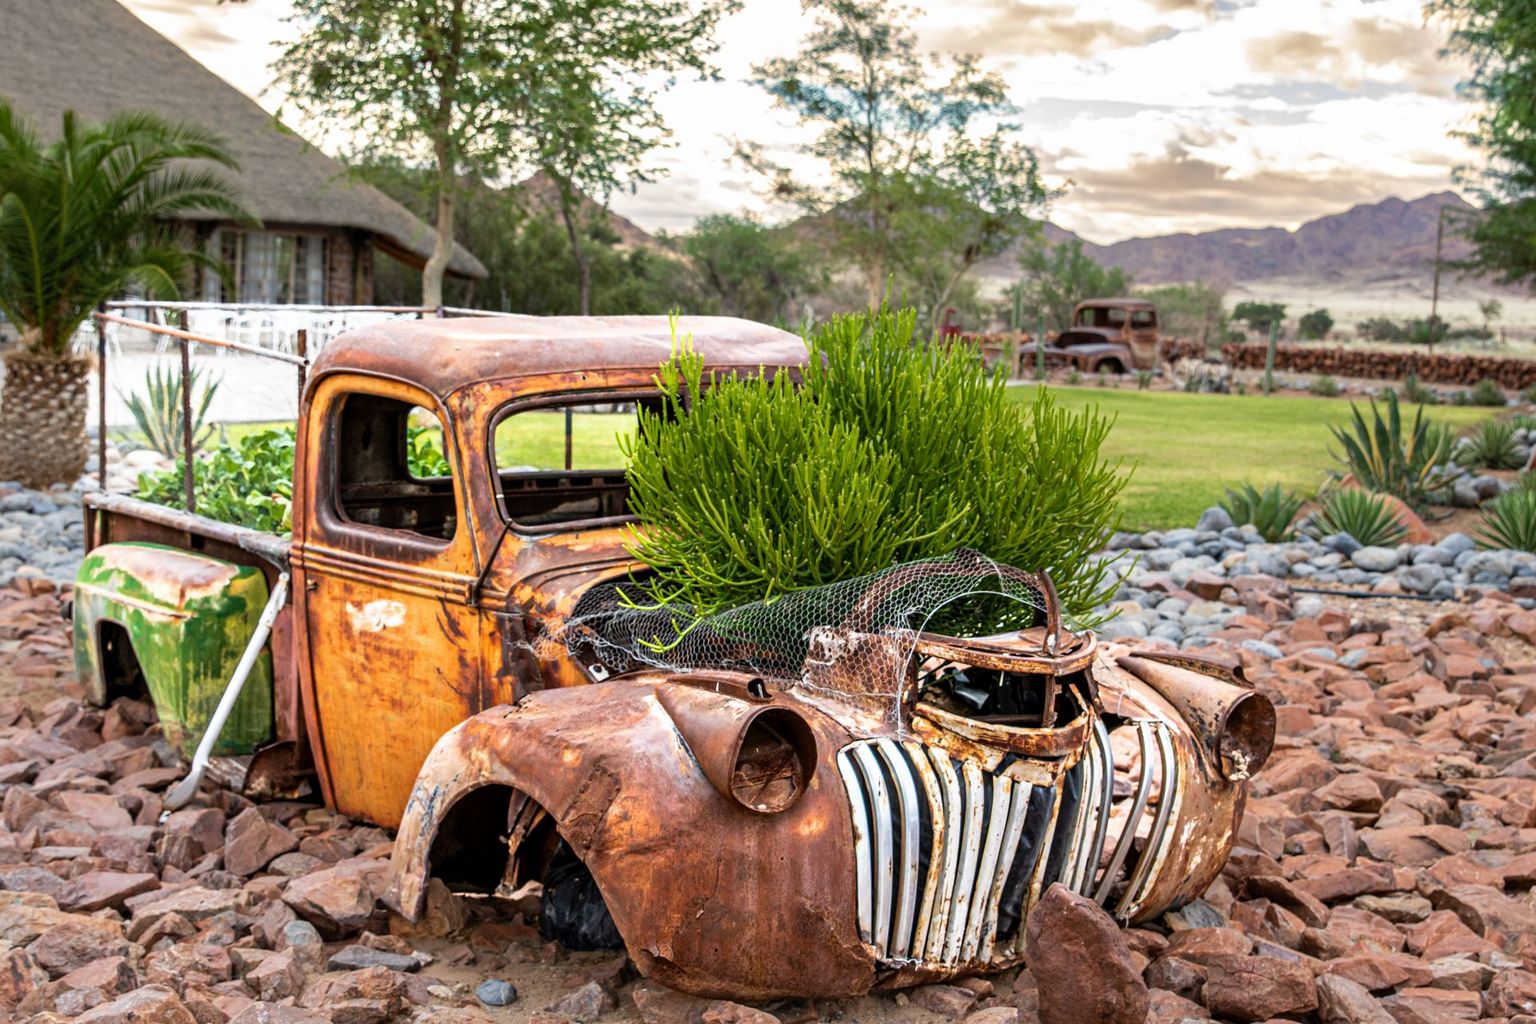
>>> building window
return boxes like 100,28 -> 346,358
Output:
205,229 -> 330,305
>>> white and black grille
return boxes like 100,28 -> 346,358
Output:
835,719 -> 1181,968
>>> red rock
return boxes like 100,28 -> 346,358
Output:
29,916 -> 129,977
1483,969 -> 1536,1017
1024,884 -> 1147,1024
54,792 -> 131,831
907,985 -> 978,1019
1199,953 -> 1318,1022
0,948 -> 47,1009
1317,973 -> 1397,1024
281,864 -> 377,939
59,871 -> 157,913
1384,987 -> 1481,1023
1318,774 -> 1386,813
1145,956 -> 1207,1002
1359,826 -> 1470,867
228,1007 -> 331,1024
1406,911 -> 1494,961
222,808 -> 299,878
1297,862 -> 1399,903
1322,953 -> 1434,992
57,956 -> 137,1000
1162,927 -> 1253,963
243,949 -> 302,1002
74,985 -> 196,1024
1147,989 -> 1208,1023
545,980 -> 620,1020
1433,883 -> 1536,938
1241,874 -> 1331,927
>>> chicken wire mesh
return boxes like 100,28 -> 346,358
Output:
551,549 -> 1057,689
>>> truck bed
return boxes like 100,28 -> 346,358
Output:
82,491 -> 291,579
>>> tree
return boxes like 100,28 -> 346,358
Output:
1011,240 -> 1131,332
1298,308 -> 1334,340
740,0 -> 1043,310
1232,301 -> 1287,336
892,132 -> 1049,325
1136,281 -> 1231,350
1429,1 -> 1536,287
352,157 -> 700,315
681,215 -> 822,323
0,103 -> 247,488
1479,297 -> 1503,338
276,0 -> 734,308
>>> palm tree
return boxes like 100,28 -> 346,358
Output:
0,102 -> 250,488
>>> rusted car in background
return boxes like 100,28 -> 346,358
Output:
70,315 -> 1273,999
1046,297 -> 1162,373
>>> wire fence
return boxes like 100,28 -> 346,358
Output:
91,302 -> 506,513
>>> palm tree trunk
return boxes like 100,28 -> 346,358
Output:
0,351 -> 92,488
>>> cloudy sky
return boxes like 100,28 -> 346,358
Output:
120,0 -> 1477,243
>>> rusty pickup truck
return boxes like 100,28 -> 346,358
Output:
71,315 -> 1273,999
1046,298 -> 1161,373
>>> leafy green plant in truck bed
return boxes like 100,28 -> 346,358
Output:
138,427 -> 295,534
624,307 -> 1129,623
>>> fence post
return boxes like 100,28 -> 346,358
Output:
180,322 -> 195,514
1263,320 -> 1279,395
1035,314 -> 1046,381
296,329 -> 308,416
95,305 -> 108,491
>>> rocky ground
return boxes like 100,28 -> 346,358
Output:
0,489 -> 1533,1023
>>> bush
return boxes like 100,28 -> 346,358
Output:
119,364 -> 221,460
1299,308 -> 1334,340
1469,378 -> 1508,407
1522,384 -> 1536,405
1135,370 -> 1152,390
1219,483 -> 1304,542
1305,489 -> 1407,547
1403,373 -> 1439,405
1309,375 -> 1340,397
139,427 -> 296,534
1357,317 -> 1406,343
623,308 -> 1131,622
1456,420 -> 1525,470
1478,487 -> 1536,552
1233,301 -> 1286,336
1330,390 -> 1454,509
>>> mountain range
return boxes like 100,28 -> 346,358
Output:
982,191 -> 1478,286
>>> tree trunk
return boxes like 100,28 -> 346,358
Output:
423,149 -> 456,309
556,184 -> 592,316
0,350 -> 92,489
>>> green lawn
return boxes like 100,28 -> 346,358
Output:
131,390 -> 1500,534
1010,385 -> 1498,530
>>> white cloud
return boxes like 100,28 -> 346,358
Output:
120,0 -> 1479,242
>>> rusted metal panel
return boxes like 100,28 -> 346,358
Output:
387,567 -> 1272,998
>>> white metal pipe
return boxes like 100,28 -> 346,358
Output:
164,572 -> 290,811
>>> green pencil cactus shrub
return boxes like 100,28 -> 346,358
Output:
623,307 -> 1130,622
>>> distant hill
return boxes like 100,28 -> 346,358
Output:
980,192 -> 1477,286
513,172 -> 659,252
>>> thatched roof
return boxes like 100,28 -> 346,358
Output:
0,0 -> 486,280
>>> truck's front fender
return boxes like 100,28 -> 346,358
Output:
386,678 -> 875,1000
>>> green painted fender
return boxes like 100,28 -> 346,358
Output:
72,542 -> 274,758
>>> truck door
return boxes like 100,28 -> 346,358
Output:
292,375 -> 485,827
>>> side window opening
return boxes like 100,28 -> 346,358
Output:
492,397 -> 658,529
335,393 -> 458,540
1131,310 -> 1155,328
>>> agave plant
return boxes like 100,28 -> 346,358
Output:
1455,419 -> 1525,471
119,365 -> 221,460
1219,482 -> 1304,542
1329,390 -> 1454,509
1304,489 -> 1407,548
1478,487 -> 1536,553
